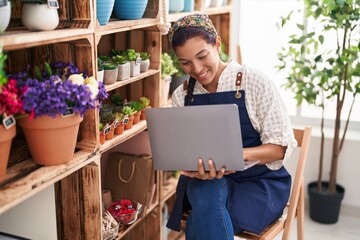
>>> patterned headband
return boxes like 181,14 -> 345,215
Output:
168,14 -> 218,44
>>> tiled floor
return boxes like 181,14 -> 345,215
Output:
169,212 -> 360,239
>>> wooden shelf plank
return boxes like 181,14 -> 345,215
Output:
104,69 -> 160,92
0,29 -> 93,51
168,6 -> 231,22
99,120 -> 147,153
95,18 -> 159,36
0,151 -> 99,214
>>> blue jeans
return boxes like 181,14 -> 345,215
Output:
185,178 -> 234,240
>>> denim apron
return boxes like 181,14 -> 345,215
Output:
167,75 -> 291,234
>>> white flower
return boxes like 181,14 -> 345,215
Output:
68,74 -> 84,85
85,76 -> 99,99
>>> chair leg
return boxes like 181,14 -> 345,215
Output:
297,179 -> 305,240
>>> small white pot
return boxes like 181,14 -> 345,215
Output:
97,69 -> 104,83
0,0 -> 11,33
140,59 -> 150,72
210,0 -> 223,7
104,69 -> 118,85
22,3 -> 59,31
117,62 -> 130,81
130,61 -> 140,77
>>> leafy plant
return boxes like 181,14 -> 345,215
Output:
110,92 -> 123,106
115,112 -> 124,122
100,111 -> 116,125
161,52 -> 178,79
124,49 -> 139,62
99,122 -> 104,131
103,62 -> 118,70
121,106 -> 136,116
140,52 -> 150,60
277,0 -> 360,193
109,49 -> 123,57
140,97 -> 150,108
130,101 -> 143,112
98,55 -> 111,62
0,49 -> 7,87
112,55 -> 127,65
97,57 -> 104,71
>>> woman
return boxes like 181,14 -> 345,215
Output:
166,14 -> 297,239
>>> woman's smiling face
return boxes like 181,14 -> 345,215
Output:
175,36 -> 222,88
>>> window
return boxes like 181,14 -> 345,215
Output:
238,0 -> 360,130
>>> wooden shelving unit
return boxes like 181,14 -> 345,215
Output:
0,0 -> 232,239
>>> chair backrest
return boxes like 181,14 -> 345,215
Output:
282,127 -> 312,239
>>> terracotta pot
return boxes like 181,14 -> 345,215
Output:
0,124 -> 16,182
17,114 -> 83,166
105,125 -> 115,140
124,115 -> 134,130
133,111 -> 141,124
99,131 -> 105,145
140,106 -> 150,120
114,123 -> 124,135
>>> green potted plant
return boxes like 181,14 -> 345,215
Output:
114,112 -> 125,135
21,0 -> 59,31
113,54 -> 130,81
103,62 -> 118,85
110,92 -> 123,113
140,51 -> 151,72
125,49 -> 141,77
277,0 -> 359,224
97,57 -> 105,83
121,105 -> 136,130
130,101 -> 143,124
139,96 -> 150,120
161,52 -> 178,104
100,111 -> 117,140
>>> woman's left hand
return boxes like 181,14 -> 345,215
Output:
180,158 -> 235,180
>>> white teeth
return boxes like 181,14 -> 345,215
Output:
199,71 -> 207,78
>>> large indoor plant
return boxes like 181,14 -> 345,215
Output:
277,0 -> 359,223
12,62 -> 108,165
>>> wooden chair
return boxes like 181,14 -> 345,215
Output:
235,127 -> 312,240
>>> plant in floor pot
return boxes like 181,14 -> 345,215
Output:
140,52 -> 151,73
21,0 -> 60,31
112,54 -> 130,81
0,51 -> 24,181
121,106 -> 136,130
139,96 -> 150,120
12,62 -> 108,166
277,0 -> 359,224
125,49 -> 141,77
0,0 -> 11,33
161,52 -> 178,105
130,101 -> 143,124
103,62 -> 118,85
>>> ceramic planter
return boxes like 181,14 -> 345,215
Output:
169,0 -> 184,12
130,61 -> 140,77
308,181 -> 345,224
117,62 -> 130,81
140,59 -> 150,72
124,115 -> 134,130
133,111 -> 141,124
0,124 -> 16,182
97,69 -> 104,83
0,0 -> 11,33
96,0 -> 115,26
22,3 -> 59,31
183,0 -> 194,12
17,113 -> 83,166
104,69 -> 118,84
210,0 -> 223,7
114,0 -> 149,20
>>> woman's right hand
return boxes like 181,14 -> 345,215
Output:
180,158 -> 235,180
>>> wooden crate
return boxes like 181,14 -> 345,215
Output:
8,0 -> 92,31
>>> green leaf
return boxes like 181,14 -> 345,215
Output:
318,35 -> 324,44
297,24 -> 304,30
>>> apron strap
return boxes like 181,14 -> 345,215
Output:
235,72 -> 243,99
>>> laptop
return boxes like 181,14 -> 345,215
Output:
145,104 -> 258,171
